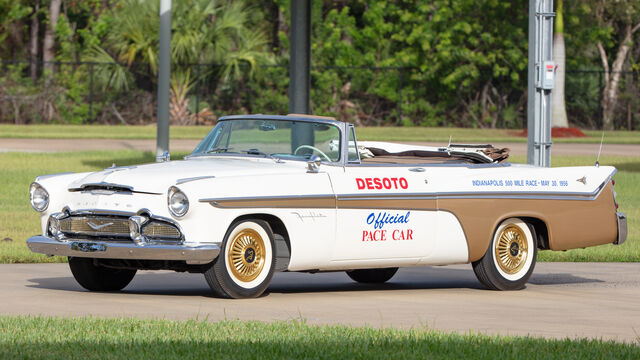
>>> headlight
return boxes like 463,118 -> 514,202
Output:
168,186 -> 189,217
30,183 -> 49,212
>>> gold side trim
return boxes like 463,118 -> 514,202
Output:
202,195 -> 336,209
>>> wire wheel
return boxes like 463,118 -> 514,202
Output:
494,224 -> 528,275
227,228 -> 266,283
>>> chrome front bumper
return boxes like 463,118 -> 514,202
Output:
615,212 -> 627,245
27,235 -> 220,262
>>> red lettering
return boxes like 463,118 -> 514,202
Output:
392,229 -> 414,240
365,178 -> 374,189
356,177 -> 409,191
362,230 -> 387,242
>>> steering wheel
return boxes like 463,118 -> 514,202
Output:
294,145 -> 332,162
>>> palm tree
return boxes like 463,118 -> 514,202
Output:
551,0 -> 569,128
88,0 -> 271,124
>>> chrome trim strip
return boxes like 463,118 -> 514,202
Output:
200,194 -> 336,209
176,175 -> 216,185
69,182 -> 133,191
615,212 -> 627,245
200,194 -> 335,202
68,182 -> 161,195
27,235 -> 219,262
337,192 -> 600,202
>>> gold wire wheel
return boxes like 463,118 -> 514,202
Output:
494,224 -> 528,275
227,228 -> 266,282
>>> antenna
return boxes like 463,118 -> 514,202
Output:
448,135 -> 452,147
595,131 -> 605,167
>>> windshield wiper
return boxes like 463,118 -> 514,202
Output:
241,148 -> 267,156
206,147 -> 233,154
241,149 -> 284,163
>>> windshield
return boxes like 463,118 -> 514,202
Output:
192,119 -> 342,162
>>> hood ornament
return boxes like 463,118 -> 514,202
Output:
576,176 -> 587,185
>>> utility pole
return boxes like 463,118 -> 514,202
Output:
289,0 -> 313,151
527,0 -> 555,167
156,0 -> 171,162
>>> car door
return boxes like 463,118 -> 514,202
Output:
328,165 -> 436,265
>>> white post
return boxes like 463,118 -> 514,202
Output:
156,0 -> 171,162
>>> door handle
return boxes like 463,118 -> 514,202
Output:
409,167 -> 425,172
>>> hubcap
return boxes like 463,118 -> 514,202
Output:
227,229 -> 265,282
495,224 -> 528,275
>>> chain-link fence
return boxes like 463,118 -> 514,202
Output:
565,70 -> 639,130
1,60 -> 638,129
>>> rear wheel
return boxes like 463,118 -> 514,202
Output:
204,220 -> 275,299
346,268 -> 398,284
68,257 -> 136,292
472,218 -> 537,290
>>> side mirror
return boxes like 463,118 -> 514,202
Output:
306,155 -> 322,173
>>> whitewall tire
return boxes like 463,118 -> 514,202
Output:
204,220 -> 275,299
472,218 -> 537,290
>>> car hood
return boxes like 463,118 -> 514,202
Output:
67,157 -> 305,194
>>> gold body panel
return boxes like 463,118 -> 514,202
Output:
439,184 -> 618,262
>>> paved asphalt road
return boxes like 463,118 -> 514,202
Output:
1,138 -> 640,156
2,262 -> 639,342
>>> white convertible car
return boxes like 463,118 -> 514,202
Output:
28,114 -> 627,298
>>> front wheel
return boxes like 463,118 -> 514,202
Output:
204,220 -> 275,299
346,268 -> 398,283
472,218 -> 537,290
68,257 -> 136,292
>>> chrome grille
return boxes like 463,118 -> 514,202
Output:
60,216 -> 130,238
57,214 -> 183,244
142,222 -> 181,239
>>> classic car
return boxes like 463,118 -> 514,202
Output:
28,114 -> 627,298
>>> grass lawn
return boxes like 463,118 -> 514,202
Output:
1,123 -> 639,143
0,316 -> 637,359
0,151 -> 637,263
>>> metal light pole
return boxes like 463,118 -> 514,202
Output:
289,0 -> 313,151
156,0 -> 171,162
527,0 -> 555,167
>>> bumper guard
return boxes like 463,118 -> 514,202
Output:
614,212 -> 627,245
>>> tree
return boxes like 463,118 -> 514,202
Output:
29,0 -> 40,81
587,1 -> 640,129
89,0 -> 271,124
42,0 -> 61,77
551,0 -> 568,128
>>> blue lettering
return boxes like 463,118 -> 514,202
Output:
366,213 -> 375,226
366,211 -> 411,229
